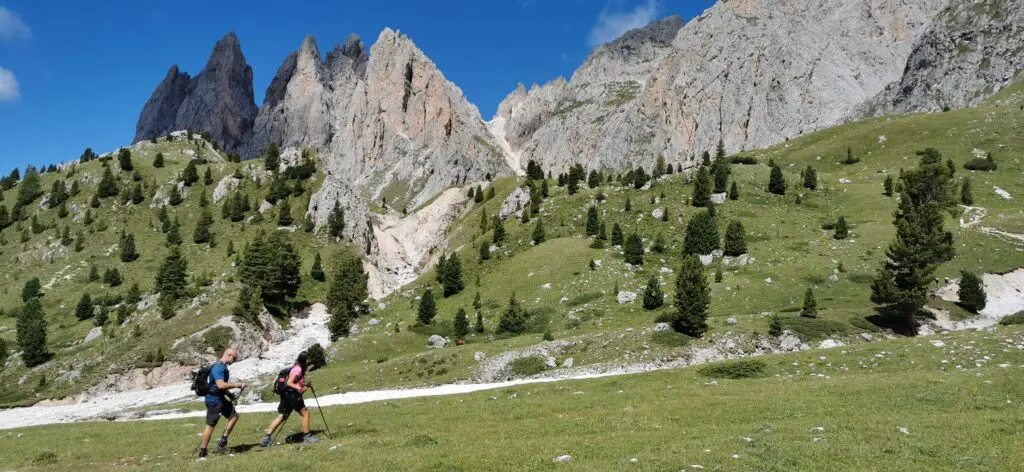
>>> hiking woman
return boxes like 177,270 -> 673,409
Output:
260,351 -> 320,446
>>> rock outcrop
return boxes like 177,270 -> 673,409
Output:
134,33 -> 257,151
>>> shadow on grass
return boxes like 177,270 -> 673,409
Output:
864,306 -> 916,336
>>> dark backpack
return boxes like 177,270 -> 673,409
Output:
273,366 -> 303,395
191,364 -> 213,397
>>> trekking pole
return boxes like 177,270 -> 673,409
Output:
309,385 -> 333,439
271,414 -> 288,446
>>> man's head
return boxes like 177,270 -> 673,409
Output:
220,348 -> 239,365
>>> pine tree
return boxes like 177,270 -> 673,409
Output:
75,293 -> 94,320
203,167 -> 213,185
417,288 -> 437,325
833,216 -> 849,240
497,292 -> 528,334
653,156 -> 667,180
723,220 -> 747,256
475,311 -> 485,333
18,298 -> 49,367
598,221 -> 608,241
21,277 -> 41,302
265,143 -> 280,172
649,233 -> 666,254
88,265 -> 100,282
624,197 -> 632,212
158,293 -> 177,320
74,230 -> 85,252
715,266 -> 723,283
960,177 -> 973,205
701,151 -> 711,167
586,206 -> 600,236
97,167 -> 118,198
801,287 -> 818,318
768,164 -> 786,195
642,276 -> 664,310
166,217 -> 182,246
611,222 -> 624,246
326,250 -> 369,339
239,231 -> 302,306
90,193 -> 101,208
588,170 -> 601,189
192,208 -> 213,244
118,148 -> 133,171
479,240 -> 491,261
198,189 -> 208,208
453,308 -> 470,338
532,218 -> 546,245
492,217 -> 506,244
957,270 -> 987,313
310,252 -> 326,281
120,231 -> 138,262
327,201 -> 345,238
277,199 -> 293,226
684,210 -> 720,255
60,226 -> 72,246
673,254 -> 710,337
479,208 -> 488,232
168,184 -> 182,206
131,183 -> 144,204
93,306 -> 109,327
624,233 -> 644,265
541,179 -> 549,198
802,166 -> 818,190
125,283 -> 141,305
871,148 -> 955,331
692,167 -> 712,207
727,181 -> 739,201
155,245 -> 188,301
104,268 -> 123,287
153,152 -> 164,168
711,144 -> 730,193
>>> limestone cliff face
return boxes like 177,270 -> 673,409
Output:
492,0 -> 1020,173
134,33 -> 257,152
859,0 -> 1024,115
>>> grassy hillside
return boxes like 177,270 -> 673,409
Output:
0,134 -> 339,406
2,326 -> 1023,470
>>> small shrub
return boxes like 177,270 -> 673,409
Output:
33,451 -> 58,465
999,311 -> 1024,326
650,330 -> 692,348
730,156 -> 758,165
697,359 -> 768,379
306,343 -> 327,370
963,157 -> 997,171
202,326 -> 232,354
507,355 -> 547,377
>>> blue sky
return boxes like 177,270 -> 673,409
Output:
0,0 -> 713,171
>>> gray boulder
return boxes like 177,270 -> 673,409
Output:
427,335 -> 449,349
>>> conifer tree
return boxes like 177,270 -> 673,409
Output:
74,230 -> 85,252
239,231 -> 302,306
624,197 -> 632,212
768,164 -> 786,195
18,297 -> 49,367
833,216 -> 849,240
684,210 -> 720,255
97,167 -> 118,198
479,208 -> 488,232
326,251 -> 369,339
155,245 -> 188,301
435,253 -> 465,298
104,267 -> 122,287
154,152 -> 164,168
168,184 -> 182,206
801,287 -> 818,318
198,189 -> 208,208
957,270 -> 986,313
48,180 -> 68,208
588,170 -> 601,189
692,167 -> 712,207
541,179 -> 549,198
871,148 -> 955,331
802,166 -> 818,190
497,292 -> 527,334
90,193 -> 101,208
125,283 -> 141,305
673,254 -> 709,337
166,217 -> 182,246
479,240 -> 491,261
131,183 -> 144,204
532,218 -> 546,245
701,151 -> 711,167
277,199 -> 293,226
598,221 -> 608,241
193,208 -> 213,244
492,217 -> 506,244
453,308 -> 470,338
60,226 -> 72,246
960,177 -> 973,205
884,175 -> 894,197
88,265 -> 99,282
93,306 -> 109,327
475,311 -> 485,333
203,167 -> 213,185
265,143 -> 280,172
310,252 -> 326,281
723,220 -> 747,256
118,148 -> 133,171
642,275 -> 664,310
624,233 -> 644,265
417,288 -> 437,325
711,152 -> 730,194
586,206 -> 600,236
653,156 -> 667,180
611,222 -> 624,246
21,277 -> 41,302
120,231 -> 138,262
180,160 -> 199,187
652,233 -> 666,253
327,201 -> 345,239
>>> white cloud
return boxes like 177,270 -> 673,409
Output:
0,7 -> 31,41
587,0 -> 658,48
0,67 -> 19,102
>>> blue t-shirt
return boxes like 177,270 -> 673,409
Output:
205,362 -> 229,405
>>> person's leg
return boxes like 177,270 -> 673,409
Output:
224,413 -> 239,437
216,403 -> 237,453
199,404 -> 220,457
200,425 -> 215,449
265,414 -> 285,435
301,407 -> 310,434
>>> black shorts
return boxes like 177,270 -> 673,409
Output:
205,400 -> 236,426
277,391 -> 306,417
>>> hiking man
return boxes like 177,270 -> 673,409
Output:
199,348 -> 247,458
260,351 -> 321,446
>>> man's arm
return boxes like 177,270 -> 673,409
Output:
215,379 -> 245,390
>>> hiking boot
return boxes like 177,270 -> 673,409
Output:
260,434 -> 272,448
216,437 -> 229,453
302,434 -> 321,444
197,448 -> 208,459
